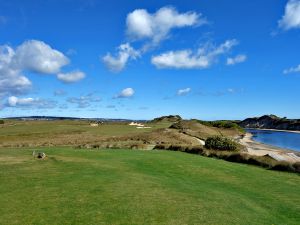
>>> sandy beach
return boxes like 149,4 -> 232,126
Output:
239,133 -> 300,163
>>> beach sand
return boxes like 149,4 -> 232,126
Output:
239,133 -> 300,163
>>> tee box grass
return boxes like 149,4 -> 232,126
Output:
0,147 -> 299,225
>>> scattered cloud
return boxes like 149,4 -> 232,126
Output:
106,105 -> 116,108
151,39 -> 238,69
115,88 -> 135,98
227,88 -> 235,93
283,64 -> 300,74
67,94 -> 101,108
103,6 -> 206,72
54,89 -> 67,96
226,54 -> 247,65
102,43 -> 140,72
6,96 -> 57,108
278,0 -> 300,30
126,6 -> 205,45
177,88 -> 191,96
57,70 -> 85,83
212,88 -> 242,96
66,48 -> 77,56
0,40 -> 85,99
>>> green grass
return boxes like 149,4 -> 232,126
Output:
0,148 -> 299,225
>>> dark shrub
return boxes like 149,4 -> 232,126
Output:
186,146 -> 204,154
271,162 -> 295,172
293,162 -> 300,173
0,120 -> 4,124
205,136 -> 238,151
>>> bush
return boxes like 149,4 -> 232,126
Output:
205,136 -> 238,151
0,120 -> 4,124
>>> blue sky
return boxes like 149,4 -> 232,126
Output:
0,0 -> 300,120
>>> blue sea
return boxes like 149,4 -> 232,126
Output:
246,129 -> 300,152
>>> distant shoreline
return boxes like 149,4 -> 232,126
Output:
238,133 -> 300,163
245,128 -> 300,134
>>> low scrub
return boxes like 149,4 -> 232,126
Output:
155,144 -> 204,154
205,136 -> 238,151
197,120 -> 244,132
155,144 -> 300,173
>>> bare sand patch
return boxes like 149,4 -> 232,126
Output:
239,133 -> 300,163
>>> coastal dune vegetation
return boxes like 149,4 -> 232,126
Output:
0,116 -> 299,172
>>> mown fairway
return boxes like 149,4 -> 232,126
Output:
0,148 -> 299,225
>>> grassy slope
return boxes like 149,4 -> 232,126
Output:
0,120 -> 172,147
0,148 -> 299,225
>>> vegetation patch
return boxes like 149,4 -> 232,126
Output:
197,120 -> 245,132
205,136 -> 238,151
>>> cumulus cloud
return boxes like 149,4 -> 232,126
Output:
152,39 -> 238,69
126,6 -> 204,45
283,64 -> 300,74
226,54 -> 247,65
13,40 -> 70,74
177,88 -> 191,96
102,43 -> 140,72
115,88 -> 135,98
0,45 -> 32,98
7,96 -> 57,108
67,94 -> 101,108
103,6 -> 206,72
0,40 -> 84,99
57,70 -> 85,83
279,0 -> 300,30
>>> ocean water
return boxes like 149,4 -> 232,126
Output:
246,129 -> 300,152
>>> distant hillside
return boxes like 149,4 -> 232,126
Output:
4,116 -> 139,122
239,115 -> 300,131
151,115 -> 182,123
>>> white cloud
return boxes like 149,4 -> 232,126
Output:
57,70 -> 85,83
13,40 -> 70,74
103,6 -> 206,72
283,64 -> 300,74
279,0 -> 300,30
7,96 -> 56,108
226,54 -> 247,65
115,88 -> 135,98
0,45 -> 32,98
152,39 -> 238,69
177,88 -> 191,96
102,43 -> 140,72
0,40 -> 85,99
126,6 -> 204,45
